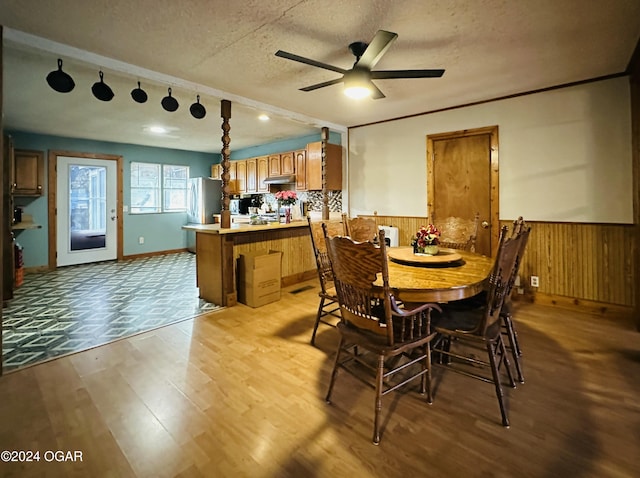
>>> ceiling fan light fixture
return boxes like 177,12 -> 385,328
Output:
343,68 -> 373,99
344,84 -> 372,99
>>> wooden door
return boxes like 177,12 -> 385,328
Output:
427,126 -> 499,257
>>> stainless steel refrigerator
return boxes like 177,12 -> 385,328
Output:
186,177 -> 222,252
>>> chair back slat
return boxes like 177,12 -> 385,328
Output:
324,227 -> 396,342
505,217 -> 531,297
477,225 -> 520,336
438,213 -> 480,251
308,218 -> 344,293
342,214 -> 378,243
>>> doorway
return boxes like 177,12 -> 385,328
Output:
426,126 -> 499,256
48,151 -> 123,269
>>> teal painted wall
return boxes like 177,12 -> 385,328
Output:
228,131 -> 342,161
7,129 -> 341,268
8,130 -> 215,267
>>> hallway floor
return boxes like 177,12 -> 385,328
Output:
2,252 -> 222,372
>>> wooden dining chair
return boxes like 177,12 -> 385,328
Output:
438,213 -> 480,251
323,226 -> 442,445
307,217 -> 345,345
432,225 -> 519,427
500,217 -> 531,382
342,213 -> 378,243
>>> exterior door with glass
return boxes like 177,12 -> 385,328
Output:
56,156 -> 118,266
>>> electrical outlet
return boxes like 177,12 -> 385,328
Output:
138,236 -> 144,244
530,275 -> 539,287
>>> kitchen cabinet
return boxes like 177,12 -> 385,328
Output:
268,152 -> 295,177
281,152 -> 295,175
246,158 -> 257,193
306,142 -> 342,190
268,155 -> 281,176
294,150 -> 307,191
227,161 -> 237,193
234,160 -> 247,193
13,149 -> 44,196
257,156 -> 269,192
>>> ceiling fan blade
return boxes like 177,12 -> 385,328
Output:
370,82 -> 386,100
275,50 -> 346,74
299,77 -> 344,92
371,69 -> 445,79
357,30 -> 398,70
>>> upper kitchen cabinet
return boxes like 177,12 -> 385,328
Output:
13,149 -> 44,196
246,158 -> 257,193
234,160 -> 247,194
268,152 -> 295,177
294,150 -> 307,191
280,152 -> 295,175
257,156 -> 269,192
306,142 -> 342,190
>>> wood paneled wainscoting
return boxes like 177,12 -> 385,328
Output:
362,215 -> 635,319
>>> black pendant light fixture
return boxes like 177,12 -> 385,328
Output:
91,70 -> 115,101
130,81 -> 148,103
46,58 -> 75,93
161,87 -> 179,112
189,95 -> 206,119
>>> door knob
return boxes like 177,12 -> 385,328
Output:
481,221 -> 489,229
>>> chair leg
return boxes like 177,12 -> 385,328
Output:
487,341 -> 510,427
499,336 -> 516,389
502,315 -> 524,383
325,336 -> 344,404
373,354 -> 384,445
420,343 -> 433,404
311,297 -> 326,345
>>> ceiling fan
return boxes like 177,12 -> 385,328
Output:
275,30 -> 444,99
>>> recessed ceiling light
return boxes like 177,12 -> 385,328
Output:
148,126 -> 168,134
258,114 -> 270,121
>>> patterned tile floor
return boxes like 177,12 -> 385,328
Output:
2,252 -> 223,372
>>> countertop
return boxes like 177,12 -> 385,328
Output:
182,220 -> 308,235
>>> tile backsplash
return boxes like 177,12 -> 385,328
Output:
263,190 -> 342,212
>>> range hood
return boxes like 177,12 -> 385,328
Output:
263,174 -> 296,184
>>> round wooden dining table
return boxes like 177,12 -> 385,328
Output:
375,247 -> 495,303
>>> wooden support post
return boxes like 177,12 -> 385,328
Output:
321,127 -> 329,220
220,99 -> 231,228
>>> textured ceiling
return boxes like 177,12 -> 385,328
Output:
1,0 -> 639,153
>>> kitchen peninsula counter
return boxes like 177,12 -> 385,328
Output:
183,220 -> 315,306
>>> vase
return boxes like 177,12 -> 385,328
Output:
423,245 -> 439,255
284,207 -> 291,224
414,244 -> 439,255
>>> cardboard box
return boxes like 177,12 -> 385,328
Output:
237,250 -> 282,307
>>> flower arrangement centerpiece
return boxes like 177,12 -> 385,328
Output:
275,190 -> 297,223
274,190 -> 297,206
412,224 -> 441,255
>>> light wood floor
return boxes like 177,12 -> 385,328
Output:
1,279 -> 639,477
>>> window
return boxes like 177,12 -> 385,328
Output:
130,162 -> 189,213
